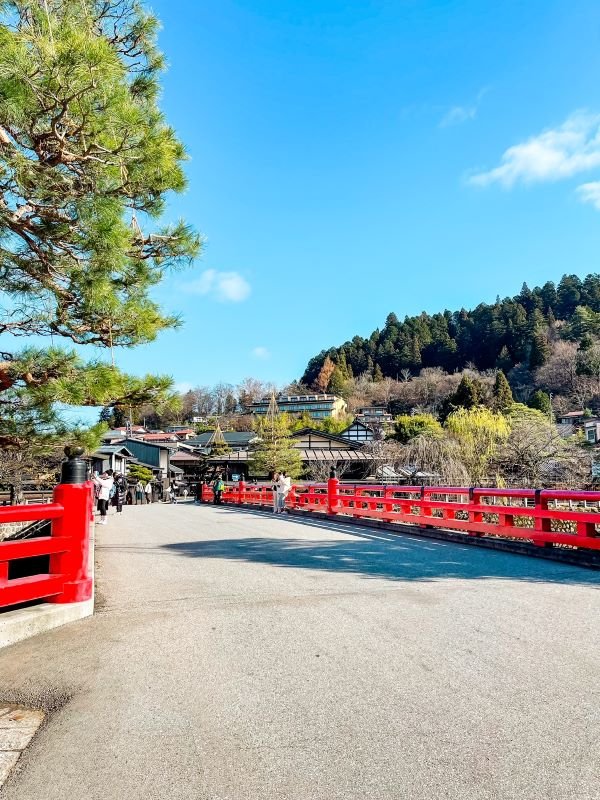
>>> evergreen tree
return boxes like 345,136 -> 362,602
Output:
451,376 -> 483,409
529,332 -> 550,369
0,1 -> 199,455
128,463 -> 154,484
492,370 -> 513,412
372,363 -> 384,382
495,345 -> 513,372
528,390 -> 552,417
99,406 -> 116,427
250,395 -> 302,478
337,352 -> 350,379
328,366 -> 346,396
207,423 -> 230,456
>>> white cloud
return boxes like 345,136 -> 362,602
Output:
183,269 -> 251,302
440,105 -> 478,128
440,87 -> 488,128
576,181 -> 600,210
251,346 -> 270,360
469,111 -> 600,187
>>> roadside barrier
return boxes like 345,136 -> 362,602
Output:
0,449 -> 94,610
201,479 -> 600,551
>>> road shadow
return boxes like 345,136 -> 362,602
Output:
161,507 -> 600,587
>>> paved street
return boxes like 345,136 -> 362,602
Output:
0,502 -> 598,799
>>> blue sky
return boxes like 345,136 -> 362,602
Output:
87,1 -> 600,393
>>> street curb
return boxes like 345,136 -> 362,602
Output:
0,600 -> 94,650
217,502 -> 600,571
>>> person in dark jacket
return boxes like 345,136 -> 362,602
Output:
112,473 -> 127,514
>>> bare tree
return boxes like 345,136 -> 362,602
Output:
399,435 -> 469,485
307,460 -> 353,482
237,378 -> 269,409
535,341 -> 579,396
212,383 -> 235,415
494,410 -> 591,488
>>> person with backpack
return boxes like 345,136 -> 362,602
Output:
93,469 -> 114,525
212,474 -> 225,505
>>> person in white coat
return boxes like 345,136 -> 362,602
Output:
271,472 -> 280,513
277,471 -> 291,513
93,470 -> 114,525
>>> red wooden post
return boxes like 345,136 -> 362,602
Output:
238,480 -> 245,505
288,484 -> 297,510
50,448 -> 93,604
327,473 -> 339,515
383,486 -> 393,520
534,489 -> 553,546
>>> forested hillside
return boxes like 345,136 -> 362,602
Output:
301,274 -> 600,398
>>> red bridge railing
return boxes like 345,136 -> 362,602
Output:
201,479 -> 600,551
0,450 -> 94,610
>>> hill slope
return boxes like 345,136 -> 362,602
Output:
301,274 -> 600,386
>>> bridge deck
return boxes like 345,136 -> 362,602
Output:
0,502 -> 598,799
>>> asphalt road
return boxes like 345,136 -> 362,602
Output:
0,502 -> 598,800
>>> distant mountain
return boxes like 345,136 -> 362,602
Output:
301,274 -> 600,385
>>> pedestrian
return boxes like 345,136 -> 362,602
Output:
93,469 -> 114,525
277,471 -> 291,513
144,481 -> 152,504
169,482 -> 178,504
112,473 -> 127,514
212,474 -> 225,505
126,488 -> 133,505
182,486 -> 189,500
135,480 -> 144,504
271,471 -> 280,513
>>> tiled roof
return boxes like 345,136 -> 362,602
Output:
207,448 -> 371,462
170,451 -> 203,462
188,431 -> 258,446
93,445 -> 135,456
139,433 -> 179,441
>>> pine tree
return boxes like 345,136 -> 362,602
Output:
99,406 -> 116,427
495,345 -> 513,372
492,370 -> 513,412
528,390 -> 552,418
337,352 -> 350,379
452,376 -> 483,409
529,332 -> 550,369
0,1 -> 199,454
250,395 -> 302,478
372,364 -> 384,382
328,366 -> 346,396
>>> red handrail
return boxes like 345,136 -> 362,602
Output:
0,480 -> 93,609
205,479 -> 600,551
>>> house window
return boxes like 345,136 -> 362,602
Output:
587,429 -> 596,443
